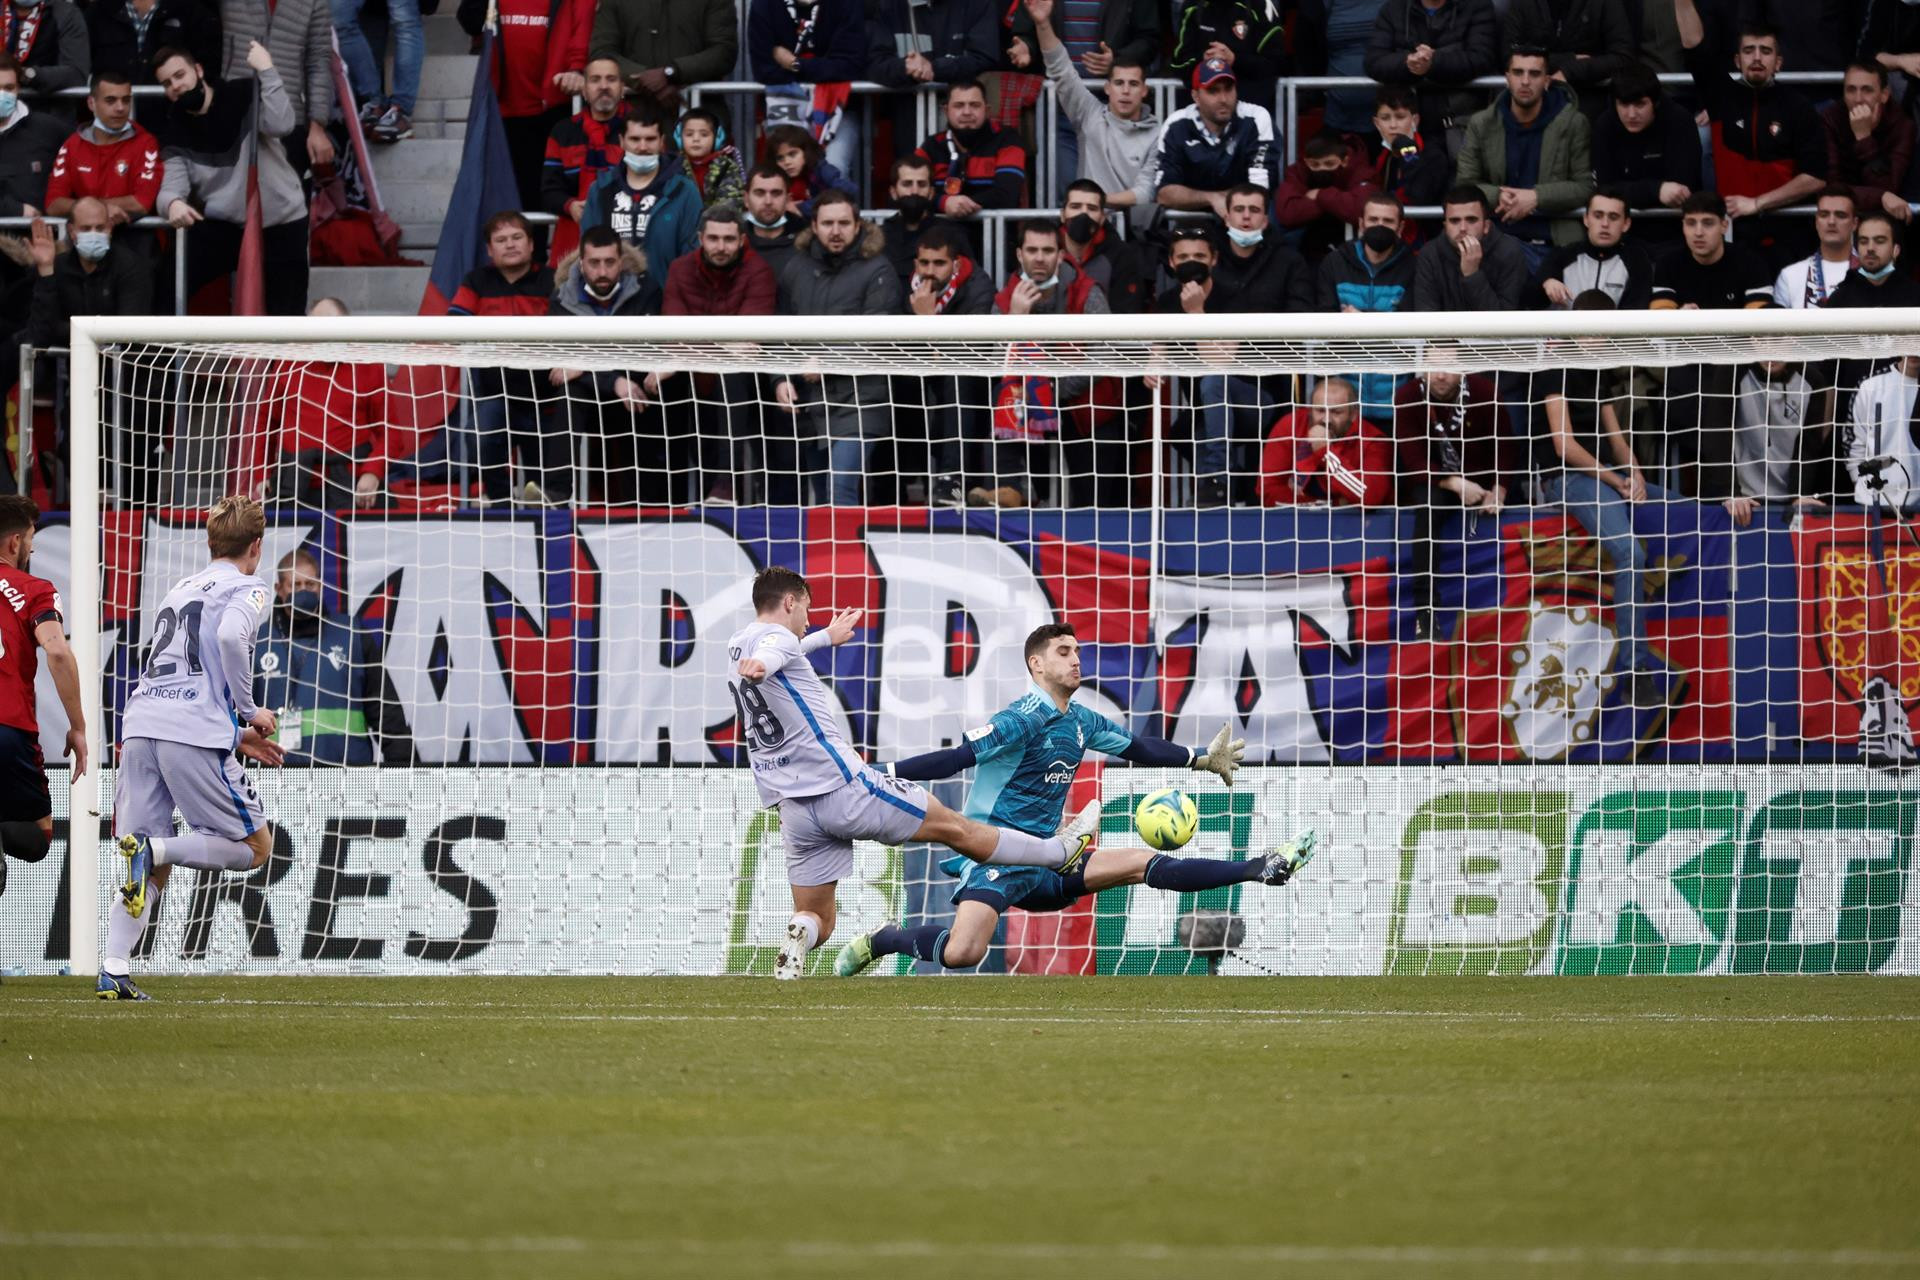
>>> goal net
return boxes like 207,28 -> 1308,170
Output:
12,309 -> 1920,979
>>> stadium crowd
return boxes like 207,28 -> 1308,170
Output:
5,0 -> 1920,521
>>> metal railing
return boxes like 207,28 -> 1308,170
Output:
1281,71 -> 1848,166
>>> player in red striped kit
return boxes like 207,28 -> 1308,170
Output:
0,496 -> 87,892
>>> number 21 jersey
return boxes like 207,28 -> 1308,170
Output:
121,560 -> 270,750
725,621 -> 864,806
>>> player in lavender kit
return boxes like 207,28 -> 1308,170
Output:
100,497 -> 287,1000
729,567 -> 1101,979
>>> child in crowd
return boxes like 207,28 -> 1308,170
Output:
764,124 -> 858,219
678,107 -> 746,208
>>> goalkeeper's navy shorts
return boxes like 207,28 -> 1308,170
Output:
948,859 -> 1079,914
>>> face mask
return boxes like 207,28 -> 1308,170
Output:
745,209 -> 783,228
1306,169 -> 1340,189
1172,260 -> 1210,285
1361,225 -> 1399,254
624,151 -> 660,174
93,117 -> 135,138
953,124 -> 992,149
0,92 -> 18,118
893,194 -> 931,222
1227,225 -> 1264,248
1063,213 -> 1099,243
290,589 -> 321,615
584,276 -> 619,299
186,80 -> 211,112
74,230 -> 111,261
1032,271 -> 1060,290
1860,262 -> 1898,282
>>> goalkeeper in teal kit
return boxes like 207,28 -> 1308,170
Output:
835,623 -> 1318,976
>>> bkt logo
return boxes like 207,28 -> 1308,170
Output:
1386,787 -> 1914,974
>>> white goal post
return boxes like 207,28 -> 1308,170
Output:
44,307 -> 1920,979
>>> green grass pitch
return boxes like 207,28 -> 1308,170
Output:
2,976 -> 1916,1279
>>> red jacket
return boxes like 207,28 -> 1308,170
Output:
1272,153 -> 1378,231
268,360 -> 388,467
46,125 -> 162,213
494,0 -> 593,117
1258,408 -> 1396,508
661,246 -> 778,316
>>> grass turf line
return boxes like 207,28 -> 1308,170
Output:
2,976 -> 1915,1280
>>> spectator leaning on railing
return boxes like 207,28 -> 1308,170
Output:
1454,45 -> 1593,270
1821,60 -> 1915,225
1589,61 -> 1700,243
1145,57 -> 1274,217
45,70 -> 160,230
87,0 -> 223,85
155,41 -> 310,315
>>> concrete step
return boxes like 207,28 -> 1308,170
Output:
407,119 -> 466,141
310,265 -> 433,316
397,219 -> 444,250
381,179 -> 464,225
423,12 -> 473,56
419,55 -> 480,104
369,136 -> 464,186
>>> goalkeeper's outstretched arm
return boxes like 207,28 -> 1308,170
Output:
1121,724 -> 1247,786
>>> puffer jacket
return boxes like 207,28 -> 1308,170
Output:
548,243 -> 661,318
1454,85 -> 1594,245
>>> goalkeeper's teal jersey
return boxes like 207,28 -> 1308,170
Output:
955,684 -> 1134,838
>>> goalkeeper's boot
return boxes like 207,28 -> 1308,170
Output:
1055,800 -> 1101,876
95,972 -> 151,1002
834,932 -> 879,978
118,834 -> 153,919
1258,830 -> 1318,887
772,920 -> 810,981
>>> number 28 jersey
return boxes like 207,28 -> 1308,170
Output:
121,560 -> 270,750
725,621 -> 864,807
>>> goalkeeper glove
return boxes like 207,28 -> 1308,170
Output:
1189,723 -> 1246,788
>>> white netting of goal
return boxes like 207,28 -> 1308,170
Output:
7,311 -> 1920,980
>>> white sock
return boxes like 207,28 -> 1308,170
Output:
101,883 -> 158,977
986,826 -> 1067,870
151,833 -> 254,872
789,912 -> 820,951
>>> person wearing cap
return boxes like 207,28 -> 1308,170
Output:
1139,56 -> 1275,217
